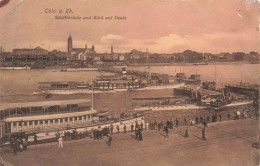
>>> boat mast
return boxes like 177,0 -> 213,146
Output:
215,61 -> 216,82
91,71 -> 94,110
240,72 -> 242,84
124,91 -> 127,116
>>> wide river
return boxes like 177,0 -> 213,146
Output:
0,64 -> 259,97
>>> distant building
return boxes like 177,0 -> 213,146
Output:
67,35 -> 96,60
13,47 -> 48,56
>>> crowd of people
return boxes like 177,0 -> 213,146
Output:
7,107 -> 257,154
146,108 -> 258,141
9,136 -> 28,155
149,109 -> 256,131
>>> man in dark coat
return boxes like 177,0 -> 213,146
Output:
124,124 -> 126,134
170,119 -> 174,129
202,128 -> 206,140
227,113 -> 231,120
138,129 -> 143,141
111,126 -> 114,134
117,126 -> 120,134
184,127 -> 189,138
13,141 -> 17,155
135,122 -> 139,130
131,123 -> 134,132
202,119 -> 207,129
219,114 -> 222,121
108,135 -> 112,146
135,129 -> 139,139
34,134 -> 37,145
195,117 -> 199,124
165,126 -> 169,138
140,122 -> 143,131
207,116 -> 210,122
184,118 -> 187,126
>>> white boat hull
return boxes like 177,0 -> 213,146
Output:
134,105 -> 206,111
0,67 -> 30,70
225,100 -> 253,107
38,83 -> 185,95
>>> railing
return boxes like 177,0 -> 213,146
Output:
9,116 -> 144,134
4,108 -> 91,119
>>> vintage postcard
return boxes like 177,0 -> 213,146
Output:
0,0 -> 259,166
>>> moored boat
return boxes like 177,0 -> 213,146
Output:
0,66 -> 30,70
0,99 -> 145,145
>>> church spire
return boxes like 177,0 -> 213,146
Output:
111,44 -> 114,54
68,35 -> 72,56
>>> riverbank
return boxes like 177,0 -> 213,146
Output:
0,61 -> 258,69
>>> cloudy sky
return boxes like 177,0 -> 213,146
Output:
0,0 -> 259,53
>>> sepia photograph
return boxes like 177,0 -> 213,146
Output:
0,0 -> 259,165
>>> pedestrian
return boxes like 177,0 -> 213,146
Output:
207,116 -> 210,122
23,138 -> 28,151
227,113 -> 231,120
196,117 -> 199,124
135,129 -> 139,139
184,127 -> 189,138
158,122 -> 161,131
154,120 -> 157,130
34,134 -> 37,145
202,128 -> 206,140
184,118 -> 187,126
165,126 -> 169,138
111,126 -> 114,134
219,114 -> 222,121
131,123 -> 134,132
170,119 -> 173,129
58,136 -> 63,148
13,141 -> 17,155
200,116 -> 203,123
107,135 -> 112,146
140,122 -> 143,131
189,119 -> 193,126
138,129 -> 143,141
117,125 -> 119,134
202,119 -> 207,129
175,118 -> 179,127
212,114 -> 215,122
124,124 -> 126,134
17,139 -> 23,152
135,121 -> 139,130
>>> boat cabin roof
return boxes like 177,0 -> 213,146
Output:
5,109 -> 97,122
200,89 -> 223,96
38,81 -> 83,85
0,99 -> 90,110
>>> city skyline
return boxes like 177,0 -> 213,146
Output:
0,0 -> 259,54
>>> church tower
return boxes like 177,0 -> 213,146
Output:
111,44 -> 114,54
68,35 -> 72,56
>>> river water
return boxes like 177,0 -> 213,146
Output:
0,64 -> 259,96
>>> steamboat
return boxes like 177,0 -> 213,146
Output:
37,74 -> 185,94
0,99 -> 145,145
